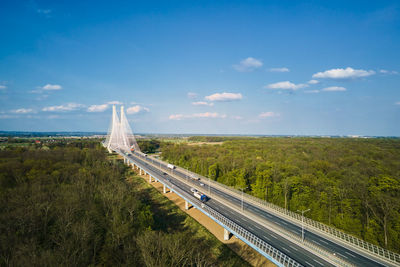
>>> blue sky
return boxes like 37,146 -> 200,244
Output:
0,0 -> 399,135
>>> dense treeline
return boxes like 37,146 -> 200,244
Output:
137,139 -> 160,154
161,137 -> 400,252
0,141 -> 241,266
187,136 -> 249,142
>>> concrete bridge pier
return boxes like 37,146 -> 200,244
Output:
149,175 -> 152,183
163,184 -> 169,193
224,228 -> 231,241
139,168 -> 143,175
185,200 -> 191,210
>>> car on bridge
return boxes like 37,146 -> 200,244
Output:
190,188 -> 198,193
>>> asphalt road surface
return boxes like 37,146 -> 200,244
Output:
128,152 -> 385,267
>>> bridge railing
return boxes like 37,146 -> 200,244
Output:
120,151 -> 301,267
130,153 -> 356,267
207,178 -> 400,265
181,188 -> 303,267
146,154 -> 400,266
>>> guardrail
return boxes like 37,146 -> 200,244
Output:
144,153 -> 400,266
199,197 -> 302,267
129,152 -> 357,266
117,151 -> 302,267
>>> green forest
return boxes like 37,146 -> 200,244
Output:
0,140 -> 247,266
161,137 -> 400,253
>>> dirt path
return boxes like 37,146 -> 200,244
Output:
135,171 -> 275,267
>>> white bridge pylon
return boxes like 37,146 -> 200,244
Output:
104,105 -> 141,153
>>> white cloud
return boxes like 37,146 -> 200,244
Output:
47,115 -> 60,119
322,86 -> 347,92
0,85 -> 6,90
42,103 -> 84,112
205,92 -> 243,102
312,67 -> 375,79
12,108 -> 36,114
259,112 -> 280,118
37,9 -> 51,14
232,116 -> 243,120
192,101 -> 214,106
107,101 -> 123,105
233,57 -> 263,72
308,79 -> 319,84
169,114 -> 185,120
126,105 -> 150,114
42,84 -> 62,90
87,104 -> 109,112
304,90 -> 320,94
265,81 -> 308,90
268,67 -> 289,72
0,114 -> 15,119
380,69 -> 398,75
169,112 -> 226,120
193,112 -> 226,119
187,92 -> 198,99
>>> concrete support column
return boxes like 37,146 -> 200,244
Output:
163,184 -> 167,194
185,201 -> 190,210
139,169 -> 143,175
224,228 -> 231,241
149,175 -> 152,183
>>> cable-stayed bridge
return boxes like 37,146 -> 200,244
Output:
103,105 -> 400,267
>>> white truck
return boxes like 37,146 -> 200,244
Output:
167,163 -> 176,169
193,191 -> 208,202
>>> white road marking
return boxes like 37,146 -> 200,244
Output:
248,226 -> 255,231
337,252 -> 348,259
313,259 -> 324,266
263,235 -> 271,241
312,240 -> 322,245
270,233 -> 278,239
345,251 -> 356,258
281,247 -> 290,253
305,261 -> 315,267
320,239 -> 329,245
255,224 -> 262,230
281,221 -> 288,225
289,245 -> 298,251
242,217 -> 248,222
275,221 -> 282,226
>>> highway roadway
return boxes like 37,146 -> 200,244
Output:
126,152 -> 338,266
129,152 -> 387,267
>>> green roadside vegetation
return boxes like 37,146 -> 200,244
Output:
160,137 -> 400,253
0,139 -> 249,266
127,170 -> 249,267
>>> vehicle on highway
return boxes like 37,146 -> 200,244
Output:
199,182 -> 205,187
190,188 -> 198,193
193,191 -> 208,202
190,174 -> 200,181
167,163 -> 176,169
